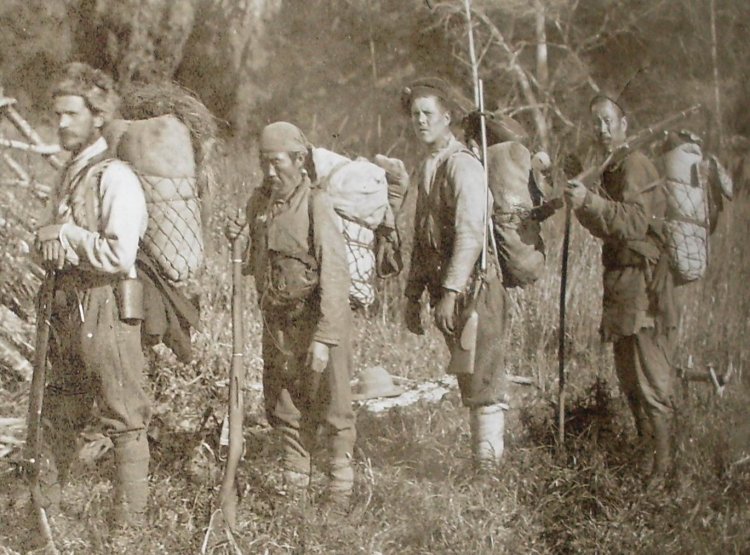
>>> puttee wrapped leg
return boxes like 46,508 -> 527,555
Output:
470,404 -> 506,469
111,430 -> 150,528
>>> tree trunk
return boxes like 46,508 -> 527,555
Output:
535,0 -> 548,91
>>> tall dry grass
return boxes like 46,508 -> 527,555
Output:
1,140 -> 748,554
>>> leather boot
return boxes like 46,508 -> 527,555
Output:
470,404 -> 505,469
111,430 -> 150,528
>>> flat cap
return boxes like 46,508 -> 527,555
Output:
401,77 -> 464,115
589,92 -> 627,116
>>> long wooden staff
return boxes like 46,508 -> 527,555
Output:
557,208 -> 571,451
217,225 -> 246,531
26,271 -> 59,554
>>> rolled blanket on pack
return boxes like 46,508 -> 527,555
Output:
661,138 -> 708,283
312,148 -> 393,230
487,142 -> 545,288
106,115 -> 204,284
312,147 -> 400,306
373,153 -> 409,220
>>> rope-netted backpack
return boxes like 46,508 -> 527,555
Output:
487,141 -> 546,288
106,115 -> 204,284
312,147 -> 400,308
658,130 -> 733,284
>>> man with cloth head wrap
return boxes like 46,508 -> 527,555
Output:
226,122 -> 356,509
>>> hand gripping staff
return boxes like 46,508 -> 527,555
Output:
204,210 -> 246,554
26,271 -> 60,554
557,103 -> 702,450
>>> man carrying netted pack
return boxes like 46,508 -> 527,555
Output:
566,94 -> 678,487
226,122 -> 356,509
32,62 -> 152,529
401,78 -> 509,471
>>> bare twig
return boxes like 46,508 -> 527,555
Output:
0,103 -> 63,170
0,137 -> 61,155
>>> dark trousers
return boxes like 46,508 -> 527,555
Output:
261,308 -> 355,473
39,282 -> 151,506
612,327 -> 676,430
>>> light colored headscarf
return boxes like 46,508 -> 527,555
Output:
259,121 -> 311,153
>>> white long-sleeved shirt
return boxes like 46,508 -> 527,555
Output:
55,137 -> 148,275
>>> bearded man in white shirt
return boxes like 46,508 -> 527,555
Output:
33,62 -> 151,530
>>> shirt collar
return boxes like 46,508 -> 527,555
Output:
428,133 -> 457,156
69,136 -> 108,169
271,175 -> 310,205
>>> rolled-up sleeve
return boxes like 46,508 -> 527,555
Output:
443,153 -> 488,292
60,161 -> 147,274
311,191 -> 351,345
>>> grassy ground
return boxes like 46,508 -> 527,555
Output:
1,144 -> 749,554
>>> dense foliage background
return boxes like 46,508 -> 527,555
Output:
0,1 -> 749,553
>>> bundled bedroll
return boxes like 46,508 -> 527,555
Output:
487,141 -> 545,288
312,148 -> 397,307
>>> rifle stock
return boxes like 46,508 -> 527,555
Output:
26,270 -> 59,553
217,232 -> 246,530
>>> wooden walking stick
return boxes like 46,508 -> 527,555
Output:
557,206 -> 571,451
26,270 -> 59,555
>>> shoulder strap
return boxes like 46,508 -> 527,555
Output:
80,154 -> 116,231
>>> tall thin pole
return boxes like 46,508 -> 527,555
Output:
558,208 -> 571,451
464,0 -> 480,106
709,0 -> 724,148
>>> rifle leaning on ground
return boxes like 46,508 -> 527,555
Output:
217,218 -> 246,529
25,270 -> 60,554
556,103 -> 702,450
203,214 -> 246,554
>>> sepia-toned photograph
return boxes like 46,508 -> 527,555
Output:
0,0 -> 747,553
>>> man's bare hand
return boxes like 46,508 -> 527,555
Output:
434,290 -> 457,335
39,240 -> 65,270
225,209 -> 247,241
306,340 -> 330,373
564,179 -> 587,210
404,298 -> 425,335
35,225 -> 65,270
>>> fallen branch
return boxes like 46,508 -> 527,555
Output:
2,152 -> 29,182
678,359 -> 733,397
0,178 -> 53,197
0,99 -> 63,170
0,137 -> 61,155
